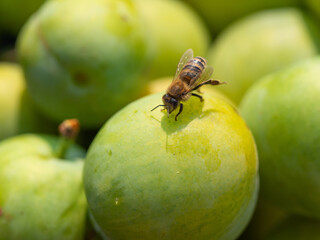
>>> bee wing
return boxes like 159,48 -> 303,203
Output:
187,66 -> 213,91
173,49 -> 194,82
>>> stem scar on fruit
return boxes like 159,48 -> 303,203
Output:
151,49 -> 226,121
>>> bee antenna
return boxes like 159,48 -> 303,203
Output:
151,105 -> 165,112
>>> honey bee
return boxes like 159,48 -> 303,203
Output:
151,49 -> 225,121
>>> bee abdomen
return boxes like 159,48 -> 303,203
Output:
194,56 -> 206,69
180,57 -> 206,84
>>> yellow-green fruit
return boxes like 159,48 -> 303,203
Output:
18,0 -> 152,128
84,92 -> 259,240
208,8 -> 320,104
183,0 -> 301,35
265,217 -> 320,240
135,0 -> 210,79
0,62 -> 55,140
0,0 -> 45,35
0,134 -> 86,240
239,57 -> 320,218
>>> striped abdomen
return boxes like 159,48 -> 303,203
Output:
179,56 -> 206,85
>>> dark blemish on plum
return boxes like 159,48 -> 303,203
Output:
73,71 -> 89,86
121,14 -> 129,22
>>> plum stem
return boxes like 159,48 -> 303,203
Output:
55,119 -> 80,159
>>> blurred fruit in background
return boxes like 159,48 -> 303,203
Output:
207,8 -> 320,104
143,76 -> 172,94
306,0 -> 320,19
238,197 -> 289,240
17,0 -> 153,129
240,57 -> 320,219
0,0 -> 45,36
0,133 -> 86,240
0,49 -> 17,62
84,91 -> 258,240
0,0 -> 45,63
182,0 -> 302,36
135,0 -> 209,79
265,216 -> 320,240
0,62 -> 56,140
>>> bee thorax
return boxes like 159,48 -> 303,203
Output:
167,81 -> 188,101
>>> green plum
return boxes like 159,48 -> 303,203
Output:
265,217 -> 320,240
207,8 -> 320,104
0,62 -> 56,140
183,0 -> 301,35
17,0 -> 153,128
239,57 -> 320,218
84,91 -> 258,240
0,0 -> 45,35
0,133 -> 87,240
306,0 -> 320,19
135,0 -> 210,79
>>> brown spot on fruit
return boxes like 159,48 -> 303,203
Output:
73,71 -> 89,86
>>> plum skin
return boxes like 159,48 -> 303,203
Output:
84,91 -> 259,240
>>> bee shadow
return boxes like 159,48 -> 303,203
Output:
160,98 -> 205,135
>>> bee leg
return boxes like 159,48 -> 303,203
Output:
192,79 -> 226,91
175,103 -> 183,121
191,93 -> 203,102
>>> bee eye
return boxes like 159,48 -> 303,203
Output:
171,98 -> 178,106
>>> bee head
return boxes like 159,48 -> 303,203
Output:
162,94 -> 179,116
